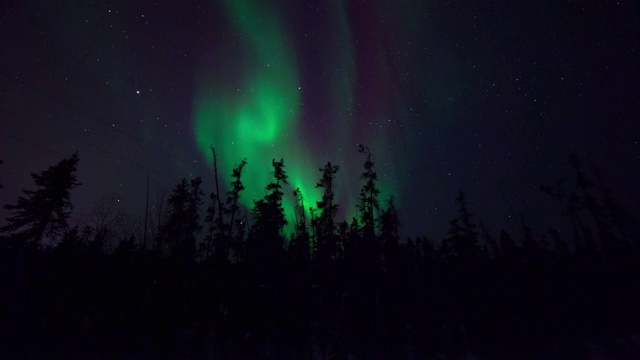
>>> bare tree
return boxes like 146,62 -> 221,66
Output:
148,189 -> 168,250
81,193 -> 128,252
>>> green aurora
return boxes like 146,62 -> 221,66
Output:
193,0 -> 397,230
193,0 -> 321,227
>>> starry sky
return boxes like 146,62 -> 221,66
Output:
1,1 -> 639,239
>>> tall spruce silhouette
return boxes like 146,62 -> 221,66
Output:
380,196 -> 400,270
156,177 -> 203,258
203,158 -> 247,261
248,158 -> 288,264
224,158 -> 247,258
290,187 -> 311,263
203,191 -> 218,258
357,144 -> 380,242
1,152 -> 80,245
314,162 -> 340,263
442,190 -> 480,262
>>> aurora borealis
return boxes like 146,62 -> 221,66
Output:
193,0 -> 399,224
1,1 -> 639,237
193,0 -> 314,221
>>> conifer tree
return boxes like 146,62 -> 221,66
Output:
570,154 -> 609,242
248,158 -> 289,259
456,191 -> 477,241
224,158 -> 247,242
1,153 -> 80,245
593,166 -> 636,247
211,147 -> 225,245
479,221 -> 499,259
157,177 -> 202,258
204,158 -> 248,260
443,191 -> 480,262
380,196 -> 400,269
357,144 -> 380,241
315,162 -> 340,261
290,187 -> 310,263
293,188 -> 308,238
203,192 -> 218,258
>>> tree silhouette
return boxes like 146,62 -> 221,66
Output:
203,158 -> 247,261
81,193 -> 128,252
289,187 -> 311,263
156,177 -> 203,258
357,144 -> 380,243
203,191 -> 218,259
314,161 -> 340,262
592,166 -> 637,248
224,158 -> 247,251
0,152 -> 80,245
541,154 -> 638,258
1,150 -> 639,359
211,147 -> 225,248
248,158 -> 288,262
442,191 -> 480,262
380,196 -> 400,270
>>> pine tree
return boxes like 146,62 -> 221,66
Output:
570,154 -> 610,245
290,187 -> 310,263
293,188 -> 308,239
520,214 -> 543,264
156,177 -> 203,258
593,166 -> 636,248
380,196 -> 400,270
442,191 -> 480,262
189,177 -> 204,226
540,155 -> 602,255
315,162 -> 340,262
204,158 -> 248,261
1,153 -> 80,245
211,147 -> 225,246
248,158 -> 289,260
225,158 -> 247,241
203,192 -> 218,258
479,221 -> 499,259
357,144 -> 380,241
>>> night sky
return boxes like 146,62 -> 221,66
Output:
1,1 -> 639,239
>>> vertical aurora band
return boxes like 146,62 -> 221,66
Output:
193,0 -> 400,233
193,0 -> 321,229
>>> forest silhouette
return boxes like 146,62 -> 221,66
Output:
1,148 -> 639,359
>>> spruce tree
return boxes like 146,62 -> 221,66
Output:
224,158 -> 247,257
443,191 -> 480,262
156,177 -> 202,258
290,187 -> 310,263
248,158 -> 289,260
315,162 -> 340,261
203,192 -> 218,259
1,153 -> 80,245
380,196 -> 400,269
357,144 -> 380,241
